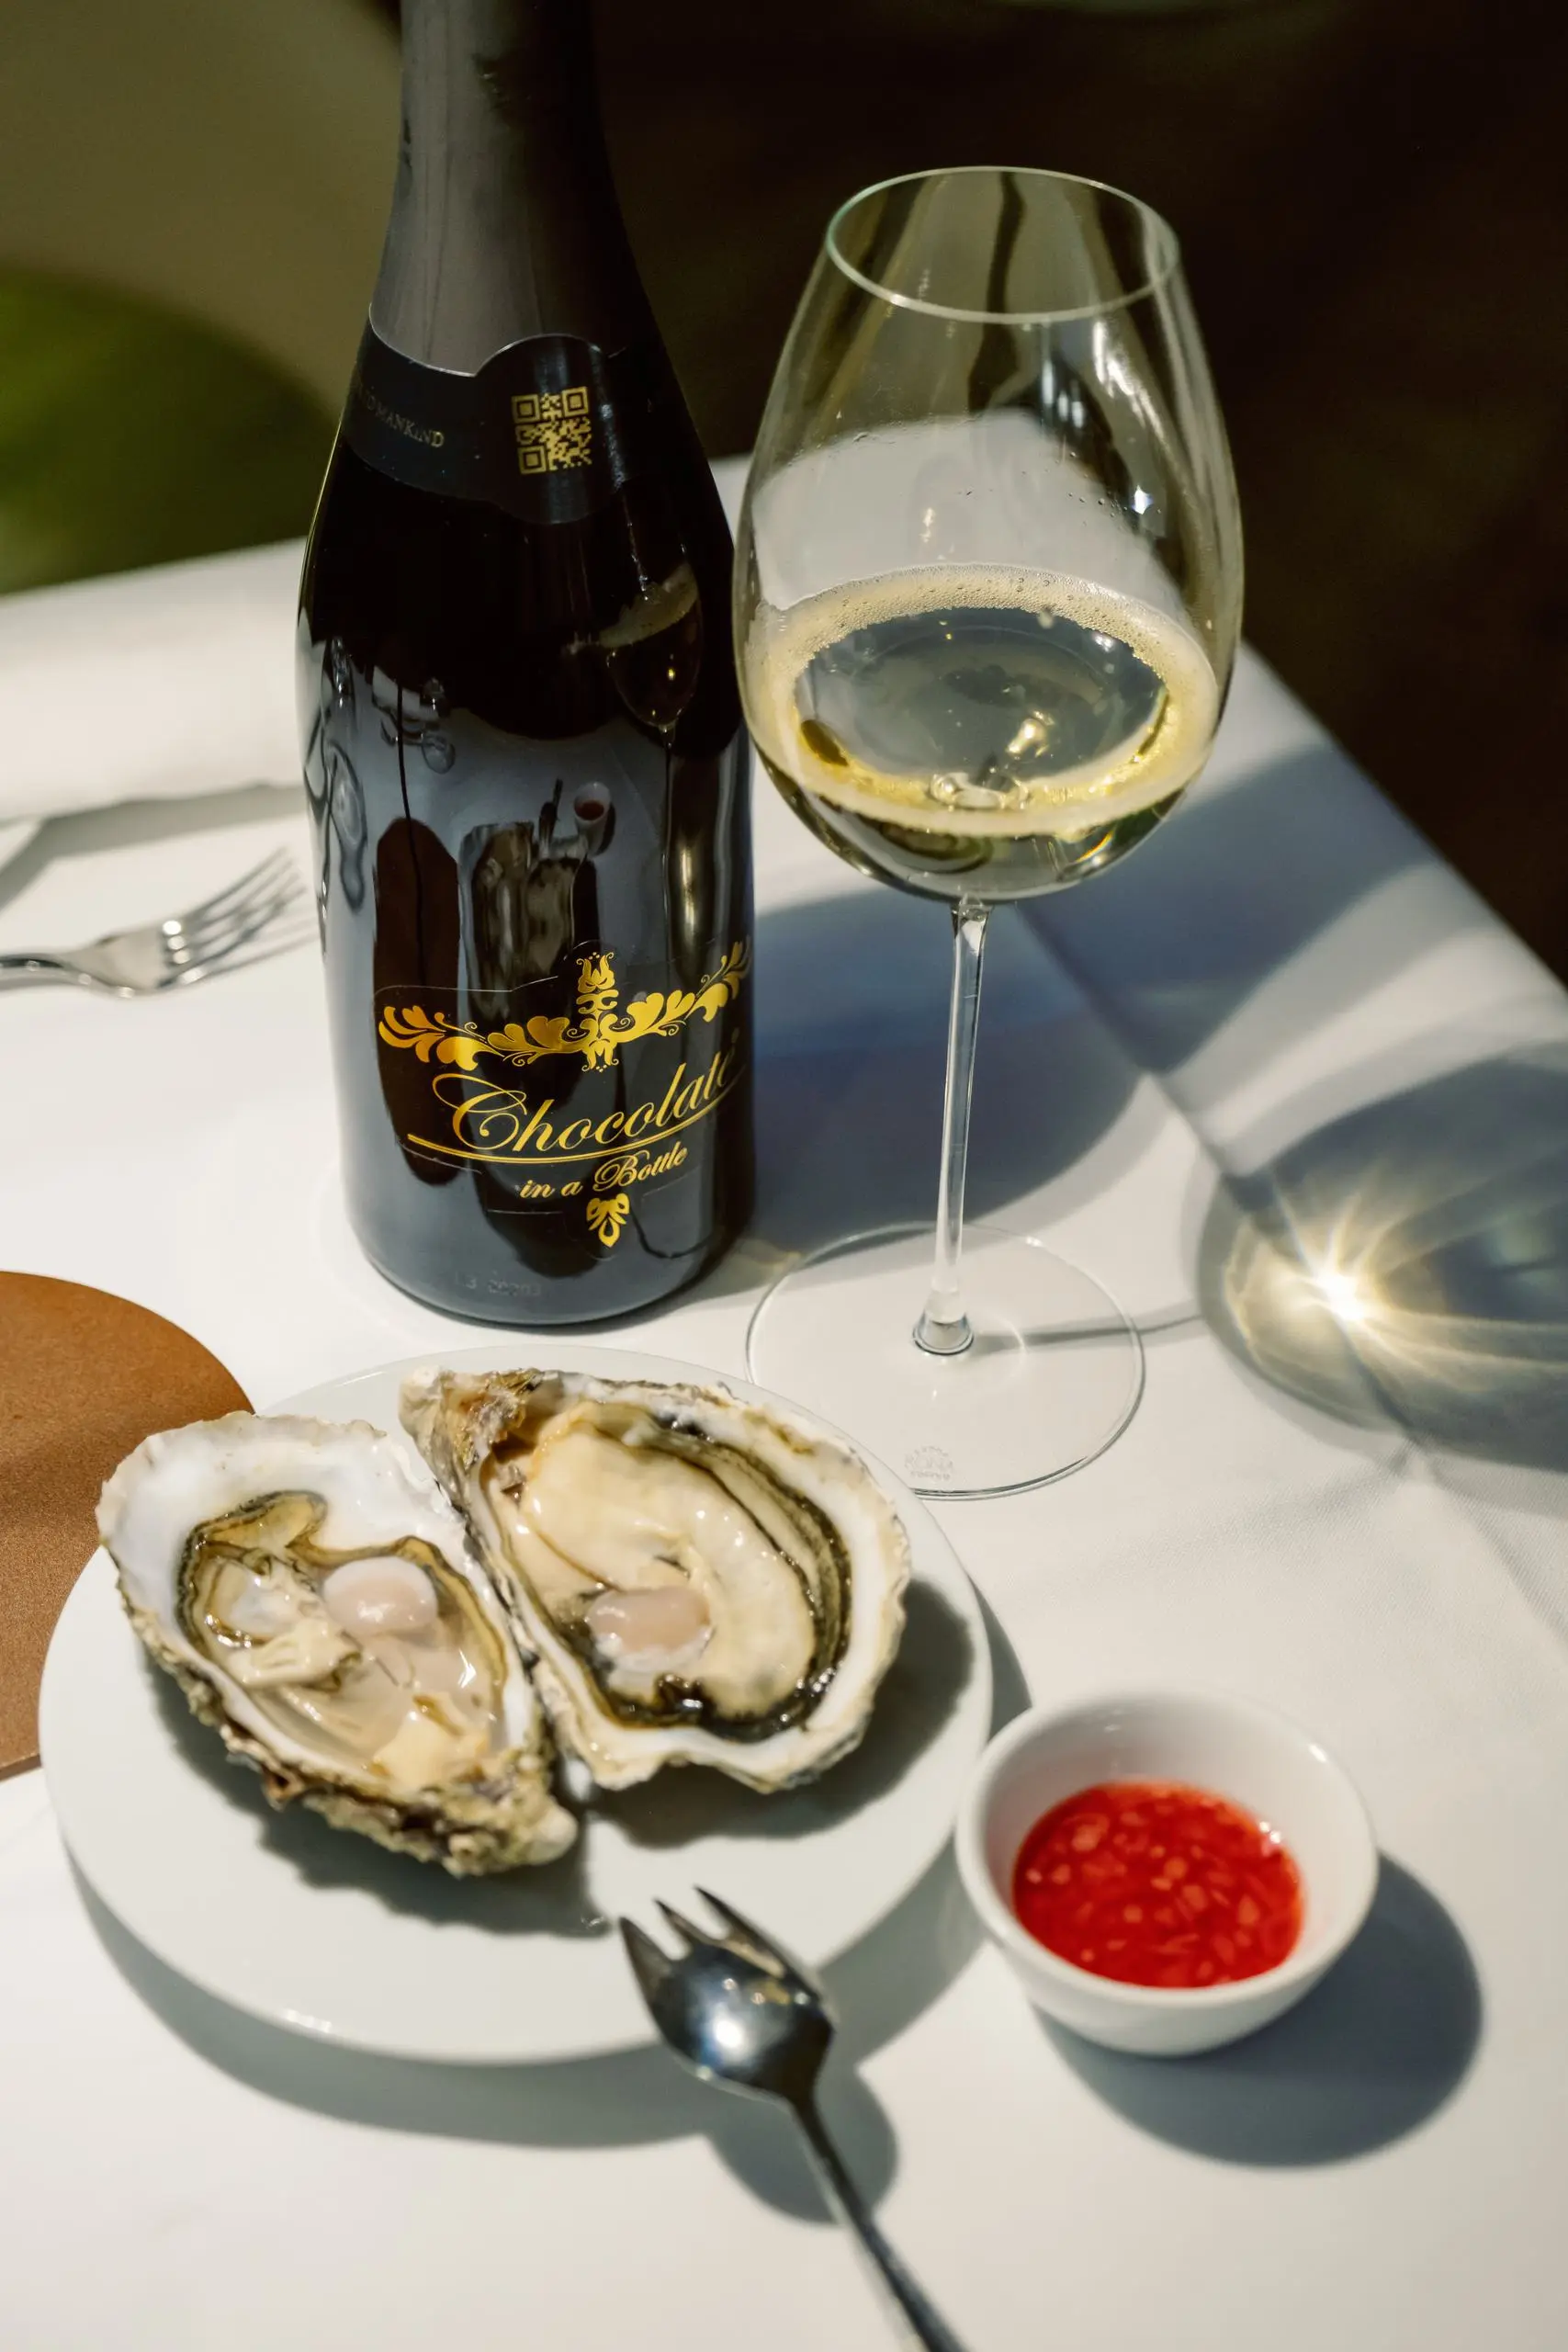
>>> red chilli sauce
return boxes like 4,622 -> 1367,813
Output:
1011,1780 -> 1303,1988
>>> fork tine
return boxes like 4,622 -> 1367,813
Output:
175,895 -> 309,975
184,845 -> 295,917
199,882 -> 306,948
619,1917 -> 677,2007
163,849 -> 295,934
169,890 -> 296,963
219,915 -> 318,959
177,863 -> 308,952
655,1898 -> 718,1954
696,1889 -> 819,1987
663,1891 -> 795,1984
171,920 -> 318,986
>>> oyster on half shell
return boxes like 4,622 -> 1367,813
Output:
98,1413 -> 576,1874
400,1367 -> 910,1793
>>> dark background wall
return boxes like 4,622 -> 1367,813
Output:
2,0 -> 1562,978
586,0 -> 1568,973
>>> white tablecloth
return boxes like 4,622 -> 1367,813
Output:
5,467 -> 1568,2350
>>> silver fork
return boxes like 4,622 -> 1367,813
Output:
0,850 -> 313,996
622,1891 -> 965,2352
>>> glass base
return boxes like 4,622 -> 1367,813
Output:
746,1222 -> 1143,1499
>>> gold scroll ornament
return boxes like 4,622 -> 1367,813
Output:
378,944 -> 750,1247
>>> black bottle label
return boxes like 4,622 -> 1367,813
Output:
373,939 -> 750,1244
344,325 -> 642,523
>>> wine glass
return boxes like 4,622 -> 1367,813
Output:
736,166 -> 1242,1498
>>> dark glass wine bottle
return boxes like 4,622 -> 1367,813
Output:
298,0 -> 752,1324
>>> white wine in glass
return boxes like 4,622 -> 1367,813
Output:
745,563 -> 1220,902
739,167 -> 1242,1497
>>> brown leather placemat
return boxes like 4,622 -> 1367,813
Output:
0,1273 -> 249,1776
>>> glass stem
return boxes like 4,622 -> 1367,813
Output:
915,899 -> 989,1356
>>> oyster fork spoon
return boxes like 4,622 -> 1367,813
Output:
0,848 -> 312,995
622,1890 -> 965,2352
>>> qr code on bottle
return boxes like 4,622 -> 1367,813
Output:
513,387 -> 593,474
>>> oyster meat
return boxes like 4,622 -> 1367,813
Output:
400,1367 -> 910,1792
98,1412 -> 576,1873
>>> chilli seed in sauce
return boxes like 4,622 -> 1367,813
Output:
1011,1780 -> 1303,1988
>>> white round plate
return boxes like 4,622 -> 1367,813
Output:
40,1340 -> 991,2064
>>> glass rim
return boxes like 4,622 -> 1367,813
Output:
825,165 -> 1183,326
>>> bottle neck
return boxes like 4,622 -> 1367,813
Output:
370,0 -> 651,373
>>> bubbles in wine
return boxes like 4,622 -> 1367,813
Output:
746,565 -> 1218,842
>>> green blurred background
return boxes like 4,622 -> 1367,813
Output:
2,0 -> 1563,967
0,274 -> 333,594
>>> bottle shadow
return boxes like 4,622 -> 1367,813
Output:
568,881 -> 1150,1330
1042,1857 -> 1481,2165
605,728 -> 1439,1347
85,1598 -> 1032,2222
697,739 -> 1427,1327
748,888 -> 1145,1261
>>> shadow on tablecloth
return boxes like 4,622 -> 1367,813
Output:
1041,1856 -> 1481,2165
748,884 -> 1145,1260
77,1592 -> 1031,2225
1199,1045 -> 1568,1487
0,781 -> 304,916
1021,738 -> 1568,1515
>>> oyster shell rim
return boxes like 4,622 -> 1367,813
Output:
97,1410 -> 578,1876
401,1365 -> 912,1794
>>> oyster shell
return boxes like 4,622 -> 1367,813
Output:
98,1413 -> 576,1873
400,1367 -> 910,1792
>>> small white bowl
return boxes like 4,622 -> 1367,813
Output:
954,1690 -> 1377,2056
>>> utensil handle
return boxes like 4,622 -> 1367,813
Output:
0,953 -> 71,987
793,2096 -> 966,2352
